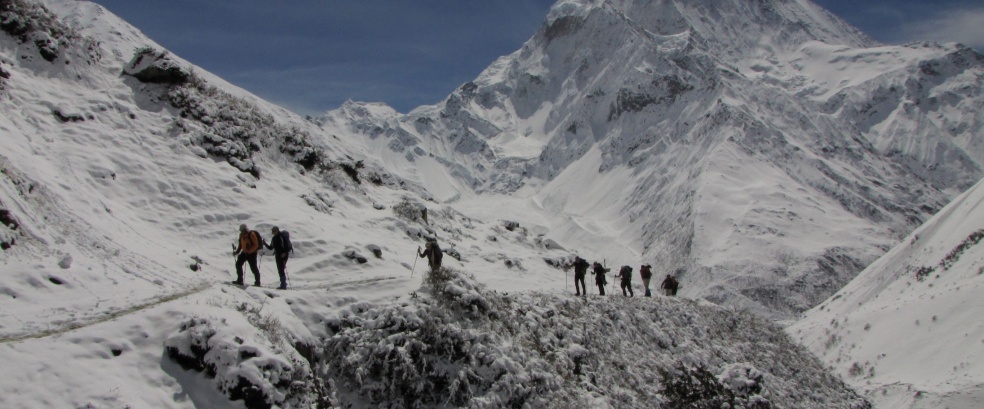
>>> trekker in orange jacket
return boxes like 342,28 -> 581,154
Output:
233,224 -> 262,286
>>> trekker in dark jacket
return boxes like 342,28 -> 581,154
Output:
418,240 -> 444,272
618,265 -> 634,297
661,273 -> 679,296
573,257 -> 590,296
263,226 -> 291,290
233,224 -> 262,286
640,264 -> 654,297
592,262 -> 608,295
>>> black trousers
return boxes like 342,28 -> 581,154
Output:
574,274 -> 586,295
596,282 -> 606,295
621,280 -> 634,296
236,252 -> 260,284
275,254 -> 289,288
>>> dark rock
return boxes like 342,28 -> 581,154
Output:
122,48 -> 191,85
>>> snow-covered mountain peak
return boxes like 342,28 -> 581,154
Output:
541,0 -> 875,59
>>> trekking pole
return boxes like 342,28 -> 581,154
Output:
230,243 -> 238,281
605,259 -> 613,295
602,259 -> 606,296
410,246 -> 420,278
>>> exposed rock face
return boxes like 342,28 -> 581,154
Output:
122,48 -> 191,85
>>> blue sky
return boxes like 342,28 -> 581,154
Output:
91,0 -> 984,116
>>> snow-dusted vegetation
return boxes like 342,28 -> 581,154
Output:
321,269 -> 868,408
164,314 -> 329,409
0,0 -> 98,63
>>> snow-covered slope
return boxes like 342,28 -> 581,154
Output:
0,0 -> 876,407
329,0 -> 984,320
789,176 -> 984,408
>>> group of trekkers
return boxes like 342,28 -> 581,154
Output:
231,224 -> 445,290
231,224 -> 678,298
572,256 -> 679,297
233,224 -> 292,289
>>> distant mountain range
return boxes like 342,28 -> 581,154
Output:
323,0 -> 984,319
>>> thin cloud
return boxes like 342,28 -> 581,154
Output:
899,6 -> 984,50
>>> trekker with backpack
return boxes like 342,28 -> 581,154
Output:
233,224 -> 262,286
263,226 -> 292,290
573,257 -> 590,296
618,265 -> 634,297
640,264 -> 653,297
670,268 -> 683,296
661,273 -> 680,296
418,240 -> 443,272
591,262 -> 608,295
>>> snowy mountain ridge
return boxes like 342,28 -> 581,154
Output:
325,0 -> 984,320
790,176 -> 984,408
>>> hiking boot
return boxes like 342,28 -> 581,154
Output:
254,282 -> 261,286
231,280 -> 244,285
277,285 -> 287,290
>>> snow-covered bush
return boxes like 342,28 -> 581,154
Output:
323,271 -> 565,408
0,0 -> 99,63
164,316 -> 332,408
393,197 -> 427,223
658,362 -> 773,409
718,363 -> 766,398
321,270 -> 870,408
423,266 -> 456,297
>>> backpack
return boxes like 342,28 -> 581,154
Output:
573,257 -> 589,273
640,265 -> 653,279
620,266 -> 633,280
281,231 -> 293,254
432,243 -> 443,267
249,230 -> 262,252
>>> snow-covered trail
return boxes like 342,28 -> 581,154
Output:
0,269 -> 412,345
0,282 -> 212,344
